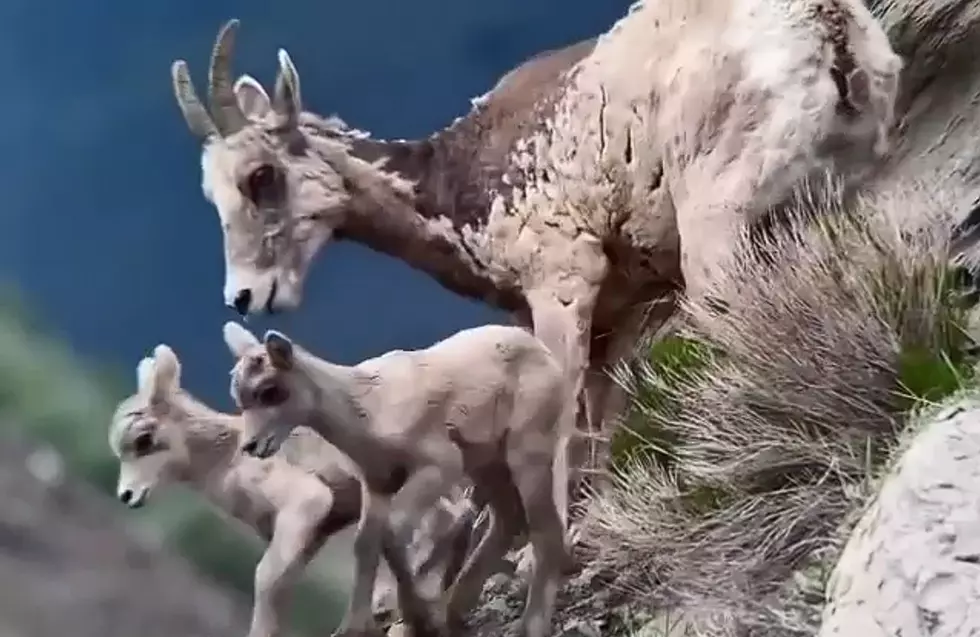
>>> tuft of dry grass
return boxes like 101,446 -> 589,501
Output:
582,181 -> 976,636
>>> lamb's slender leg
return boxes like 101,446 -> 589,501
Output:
442,506 -> 517,633
383,461 -> 464,633
509,447 -> 568,637
379,527 -> 441,637
334,486 -> 390,637
248,519 -> 323,637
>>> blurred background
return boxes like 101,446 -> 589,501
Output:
0,0 -> 631,635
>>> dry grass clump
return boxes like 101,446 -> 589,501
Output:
582,182 -> 976,636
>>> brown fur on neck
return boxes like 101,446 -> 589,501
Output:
316,38 -> 598,312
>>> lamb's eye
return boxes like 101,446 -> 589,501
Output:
255,384 -> 289,407
242,164 -> 280,205
133,432 -> 154,456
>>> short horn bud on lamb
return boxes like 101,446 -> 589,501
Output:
223,320 -> 576,637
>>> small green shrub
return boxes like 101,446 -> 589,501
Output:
584,183 -> 975,636
610,335 -> 719,471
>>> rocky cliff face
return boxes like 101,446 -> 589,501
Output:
0,433 -> 250,637
820,394 -> 980,637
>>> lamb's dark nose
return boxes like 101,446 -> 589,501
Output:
242,439 -> 258,455
231,289 -> 252,316
119,489 -> 133,505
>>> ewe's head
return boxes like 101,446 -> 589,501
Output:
108,345 -> 191,509
223,321 -> 315,459
172,19 -> 354,316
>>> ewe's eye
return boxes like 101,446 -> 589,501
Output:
255,384 -> 289,407
133,432 -> 154,456
242,164 -> 281,205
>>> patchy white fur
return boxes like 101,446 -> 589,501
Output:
466,0 -> 902,494
224,321 -> 576,637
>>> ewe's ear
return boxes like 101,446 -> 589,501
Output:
272,49 -> 302,125
152,345 -> 182,394
233,74 -> 272,121
264,330 -> 294,370
223,321 -> 260,359
136,357 -> 156,394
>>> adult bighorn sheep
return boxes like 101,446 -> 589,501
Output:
223,321 -> 576,637
170,0 -> 901,490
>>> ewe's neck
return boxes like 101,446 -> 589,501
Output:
300,116 -> 525,312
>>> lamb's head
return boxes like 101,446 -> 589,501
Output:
223,321 -> 316,459
108,345 -> 192,509
172,19 -> 354,316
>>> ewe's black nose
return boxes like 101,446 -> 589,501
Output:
232,289 -> 252,316
119,489 -> 133,505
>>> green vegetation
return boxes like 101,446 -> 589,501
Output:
590,186 -> 978,636
0,299 -> 348,637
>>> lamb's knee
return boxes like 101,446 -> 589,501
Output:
254,558 -> 283,601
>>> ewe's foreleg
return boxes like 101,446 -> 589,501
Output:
525,235 -> 607,530
249,520 -> 323,637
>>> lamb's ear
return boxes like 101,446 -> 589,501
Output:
136,357 -> 156,394
272,49 -> 302,125
152,345 -> 182,394
233,74 -> 272,121
264,330 -> 294,370
223,321 -> 260,359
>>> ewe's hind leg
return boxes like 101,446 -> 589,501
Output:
248,519 -> 324,637
673,64 -> 895,305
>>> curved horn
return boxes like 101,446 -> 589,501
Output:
171,60 -> 219,140
207,19 -> 248,135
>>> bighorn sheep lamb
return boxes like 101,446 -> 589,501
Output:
223,321 -> 575,637
171,2 -> 901,494
108,344 -> 457,637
